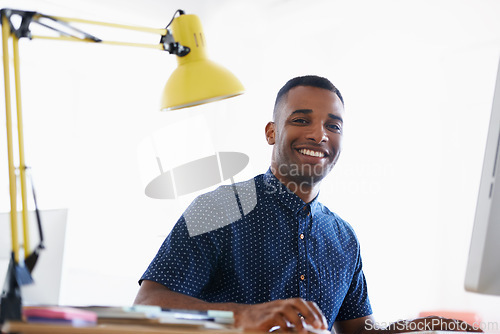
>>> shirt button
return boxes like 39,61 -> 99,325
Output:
303,206 -> 310,216
300,274 -> 305,281
299,233 -> 305,240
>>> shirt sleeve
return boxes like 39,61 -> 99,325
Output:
335,247 -> 372,321
139,215 -> 219,298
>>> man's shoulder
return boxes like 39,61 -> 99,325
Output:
193,173 -> 261,202
316,202 -> 358,238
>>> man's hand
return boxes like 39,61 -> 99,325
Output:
233,298 -> 328,333
386,316 -> 483,333
135,281 -> 328,332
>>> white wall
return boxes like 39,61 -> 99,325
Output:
2,0 -> 500,327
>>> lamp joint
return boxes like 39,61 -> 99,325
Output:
160,31 -> 190,57
1,8 -> 37,39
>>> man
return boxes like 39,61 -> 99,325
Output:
135,76 -> 478,333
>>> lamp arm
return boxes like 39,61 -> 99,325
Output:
0,8 -> 190,55
30,35 -> 167,51
12,34 -> 30,257
1,11 -> 20,263
48,14 -> 168,35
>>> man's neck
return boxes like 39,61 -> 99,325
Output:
286,181 -> 319,203
270,169 -> 320,203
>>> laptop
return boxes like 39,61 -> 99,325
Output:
0,209 -> 68,305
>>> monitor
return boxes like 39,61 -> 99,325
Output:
464,58 -> 500,295
0,209 -> 68,305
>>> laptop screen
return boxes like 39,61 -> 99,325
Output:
0,209 -> 68,305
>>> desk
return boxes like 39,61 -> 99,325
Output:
2,321 -> 246,334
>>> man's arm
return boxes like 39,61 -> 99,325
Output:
134,280 -> 328,333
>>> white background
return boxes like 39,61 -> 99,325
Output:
1,0 -> 500,327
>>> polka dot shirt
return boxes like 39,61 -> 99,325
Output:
140,169 -> 372,329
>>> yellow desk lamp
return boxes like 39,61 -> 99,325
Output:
0,8 -> 244,323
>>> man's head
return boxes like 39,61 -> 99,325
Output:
273,75 -> 344,122
265,75 -> 345,198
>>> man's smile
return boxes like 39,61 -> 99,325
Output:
298,148 -> 327,158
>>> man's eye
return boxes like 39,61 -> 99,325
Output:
327,124 -> 342,132
292,118 -> 307,124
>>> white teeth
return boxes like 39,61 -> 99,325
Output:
299,149 -> 324,158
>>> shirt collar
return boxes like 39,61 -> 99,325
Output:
263,168 -> 321,214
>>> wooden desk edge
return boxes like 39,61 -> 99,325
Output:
2,321 -> 248,334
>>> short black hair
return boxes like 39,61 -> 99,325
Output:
273,75 -> 344,120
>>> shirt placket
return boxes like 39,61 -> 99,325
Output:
297,205 -> 311,299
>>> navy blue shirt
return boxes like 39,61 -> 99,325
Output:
140,169 -> 372,329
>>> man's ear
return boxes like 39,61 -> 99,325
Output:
265,122 -> 276,145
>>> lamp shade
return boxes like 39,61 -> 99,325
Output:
161,58 -> 244,110
161,14 -> 244,111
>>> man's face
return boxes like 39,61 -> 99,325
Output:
266,85 -> 344,187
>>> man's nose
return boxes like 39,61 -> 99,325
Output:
306,124 -> 328,143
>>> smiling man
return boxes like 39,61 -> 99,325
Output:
135,76 -> 370,333
134,76 -> 478,334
